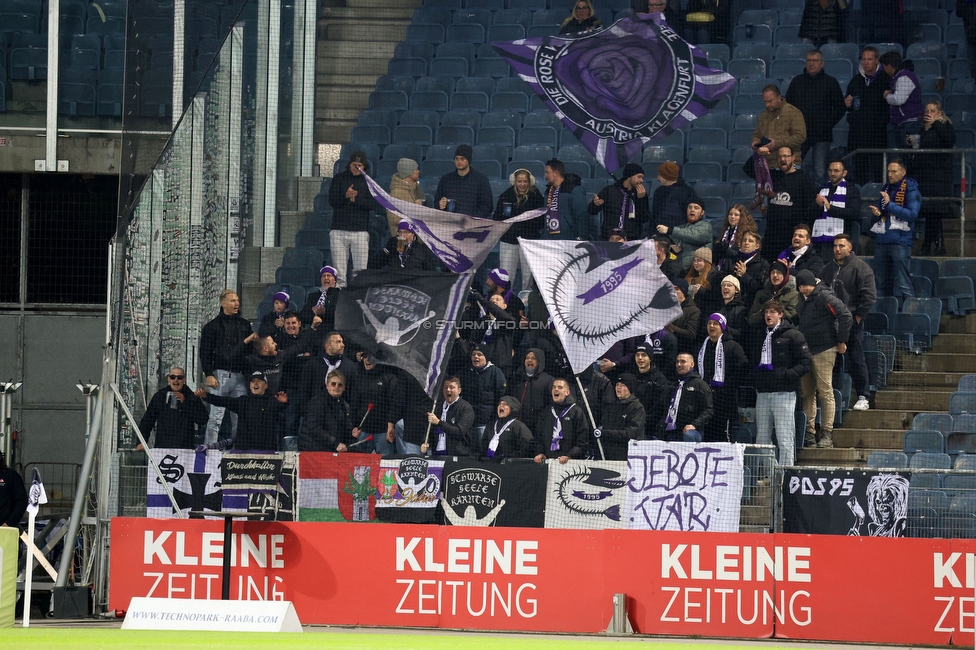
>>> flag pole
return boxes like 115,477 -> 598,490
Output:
420,397 -> 436,455
22,508 -> 35,626
575,374 -> 606,461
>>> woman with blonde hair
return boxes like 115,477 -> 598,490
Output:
713,204 -> 758,273
686,246 -> 723,338
559,0 -> 602,35
912,100 -> 956,255
493,168 -> 544,291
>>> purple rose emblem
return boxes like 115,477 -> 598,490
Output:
554,28 -> 676,125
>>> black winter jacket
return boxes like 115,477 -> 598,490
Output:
139,385 -> 209,449
300,392 -> 354,451
533,395 -> 591,459
599,394 -> 645,461
657,371 -> 714,441
510,347 -> 555,424
208,392 -> 286,451
200,310 -> 253,375
796,282 -> 853,355
748,321 -> 813,393
328,168 -> 379,232
431,397 -> 475,457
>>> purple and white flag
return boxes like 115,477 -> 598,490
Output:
146,448 -> 223,519
363,172 -> 545,273
493,14 -> 735,174
520,238 -> 682,375
335,268 -> 472,399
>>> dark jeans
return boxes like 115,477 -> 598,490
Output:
874,242 -> 914,304
846,319 -> 870,398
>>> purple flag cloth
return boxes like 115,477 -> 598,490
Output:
752,153 -> 774,209
492,14 -> 735,174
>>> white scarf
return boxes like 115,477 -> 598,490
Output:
550,403 -> 574,451
698,336 -> 726,387
665,380 -> 685,430
487,418 -> 515,458
758,322 -> 780,369
813,180 -> 846,242
436,399 -> 455,453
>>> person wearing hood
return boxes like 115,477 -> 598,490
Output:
460,344 -> 508,442
542,158 -> 588,240
786,50 -> 846,188
880,51 -> 923,151
748,299 -> 812,466
199,289 -> 253,443
494,168 -> 545,292
666,279 -> 702,354
258,291 -> 291,339
656,196 -> 712,271
300,266 -> 341,339
597,374 -> 646,460
748,260 -> 799,326
868,159 -> 921,305
657,353 -> 713,442
796,270 -> 852,450
387,158 -> 424,236
845,46 -> 891,184
196,370 -> 289,452
651,162 -> 697,232
590,162 -> 650,240
383,220 -> 437,271
297,370 -> 357,452
423,376 -> 474,457
348,353 -> 399,456
328,150 -> 379,287
533,378 -> 591,463
511,348 -> 555,422
717,275 -> 747,341
630,343 -> 671,439
435,144 -> 494,219
479,396 -> 535,462
697,314 -> 748,442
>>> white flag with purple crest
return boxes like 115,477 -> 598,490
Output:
520,238 -> 682,375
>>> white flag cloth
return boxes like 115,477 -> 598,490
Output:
519,238 -> 683,375
363,172 -> 546,273
26,467 -> 47,517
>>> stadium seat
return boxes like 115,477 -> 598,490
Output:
733,43 -> 772,66
58,82 -> 97,116
687,146 -> 730,165
956,455 -> 976,471
642,145 -> 684,166
400,110 -> 440,132
358,110 -> 398,134
370,91 -> 408,111
350,126 -> 390,145
699,43 -> 731,65
523,111 -> 560,129
683,162 -> 724,183
477,126 -> 516,150
728,58 -> 767,79
452,9 -> 492,26
430,57 -> 469,77
947,432 -> 976,456
819,43 -> 859,62
394,125 -> 433,146
441,110 -> 482,131
413,8 -> 452,28
447,24 -> 485,44
518,126 -> 557,149
687,128 -> 728,149
426,144 -> 456,161
487,24 -> 525,42
436,125 -> 475,146
866,451 -> 909,468
456,77 -> 495,96
482,110 -> 522,131
909,452 -> 952,470
396,42 -> 435,61
495,9 -> 531,27
376,75 -> 415,95
513,145 -> 553,162
451,92 -> 489,112
733,94 -> 766,115
902,297 -> 943,339
913,276 -> 933,299
410,91 -> 449,112
694,181 -> 733,202
388,57 -> 426,77
491,92 -> 528,113
950,392 -> 976,416
406,24 -> 444,43
733,24 -> 773,46
904,430 -> 946,454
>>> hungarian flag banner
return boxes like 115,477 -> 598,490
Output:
520,238 -> 682,375
335,268 -> 472,399
297,452 -> 380,522
493,13 -> 735,174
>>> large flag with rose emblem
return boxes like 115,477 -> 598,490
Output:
519,237 -> 683,375
493,13 -> 735,174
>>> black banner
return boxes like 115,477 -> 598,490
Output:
441,459 -> 547,528
783,468 -> 910,537
335,268 -> 472,399
220,454 -> 283,491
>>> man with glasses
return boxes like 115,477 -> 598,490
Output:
786,51 -> 846,188
845,47 -> 890,184
138,367 -> 210,449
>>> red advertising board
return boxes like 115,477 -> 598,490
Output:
110,518 -> 976,645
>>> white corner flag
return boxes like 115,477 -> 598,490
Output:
520,238 -> 683,375
23,467 -> 47,627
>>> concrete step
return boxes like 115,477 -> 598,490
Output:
316,87 -> 372,110
320,6 -> 417,21
796,447 -> 873,467
875,387 -> 955,411
279,211 -> 305,252
932,333 -> 976,354
939,237 -> 976,256
346,0 -> 422,9
832,428 -> 906,450
940,313 -> 976,335
317,41 -> 396,59
242,282 -> 274,320
315,121 -> 356,144
888,371 -> 970,387
895,352 -> 976,373
842,408 -> 914,429
316,73 -> 385,87
298,177 -> 322,213
317,56 -> 390,76
316,106 -> 365,122
323,23 -> 408,41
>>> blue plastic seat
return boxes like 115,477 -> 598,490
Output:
415,76 -> 454,96
451,91 -> 489,112
436,125 -> 474,146
643,145 -> 683,166
902,297 -> 943,339
907,42 -> 947,62
477,126 -> 516,149
58,82 -> 97,116
376,75 -> 415,95
694,181 -> 733,201
435,42 -> 474,64
358,109 -> 398,133
350,125 -> 390,145
495,9 -> 531,27
911,58 -> 943,79
956,455 -> 976,471
513,145 -> 553,162
523,111 -> 560,129
406,24 -> 444,43
370,91 -> 408,111
456,77 -> 495,96
867,451 -> 909,468
447,24 -> 485,44
693,112 -> 735,132
913,276 -> 933,298
395,42 -> 435,61
945,93 -> 976,116
733,24 -> 773,46
557,144 -> 590,161
687,146 -> 730,165
491,92 -> 528,113
482,110 -> 522,130
960,376 -> 976,392
910,452 -> 952,470
294,229 -> 331,251
950,392 -> 976,416
412,8 -> 452,27
904,430 -> 946,454
410,91 -> 449,112
421,159 -> 456,179
728,58 -> 767,79
400,110 -> 440,132
563,161 -> 592,180
947,432 -> 976,456
394,125 -> 433,146
733,94 -> 766,114
893,313 -> 932,350
452,9 -> 492,25
430,57 -> 468,77
728,129 -> 754,149
487,24 -> 525,42
441,110 -> 482,131
683,162 -> 724,183
425,144 -> 456,161
700,43 -> 731,64
687,128 -> 729,149
518,126 -> 557,149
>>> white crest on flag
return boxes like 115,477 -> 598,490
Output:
26,467 -> 48,516
519,238 -> 682,374
362,173 -> 545,273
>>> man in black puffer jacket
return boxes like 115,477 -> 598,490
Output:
199,289 -> 254,443
657,353 -> 714,442
533,379 -> 592,462
197,371 -> 288,452
510,348 -> 555,424
597,374 -> 646,461
748,299 -> 812,467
